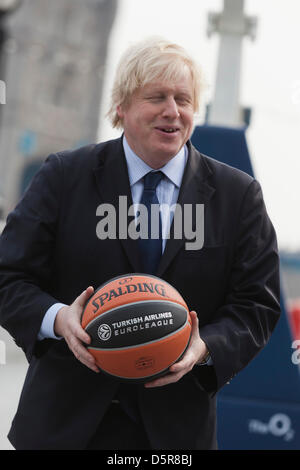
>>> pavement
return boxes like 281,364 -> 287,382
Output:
0,327 -> 28,450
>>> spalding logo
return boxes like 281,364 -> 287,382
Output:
92,282 -> 168,313
97,324 -> 112,341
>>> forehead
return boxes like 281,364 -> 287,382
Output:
139,70 -> 193,96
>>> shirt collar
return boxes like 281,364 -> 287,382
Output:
123,135 -> 187,188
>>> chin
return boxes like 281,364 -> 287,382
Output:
151,151 -> 179,168
161,146 -> 182,159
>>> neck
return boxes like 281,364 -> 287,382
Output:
123,135 -> 181,169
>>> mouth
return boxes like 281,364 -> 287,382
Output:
154,126 -> 180,134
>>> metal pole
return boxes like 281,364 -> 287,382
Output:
207,0 -> 257,127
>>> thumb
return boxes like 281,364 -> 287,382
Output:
75,286 -> 94,307
189,311 -> 200,338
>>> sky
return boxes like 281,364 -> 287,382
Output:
98,0 -> 300,253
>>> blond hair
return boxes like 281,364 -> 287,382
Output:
107,37 -> 205,129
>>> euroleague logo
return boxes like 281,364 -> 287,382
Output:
97,324 -> 112,341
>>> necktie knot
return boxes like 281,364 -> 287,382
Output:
143,171 -> 164,191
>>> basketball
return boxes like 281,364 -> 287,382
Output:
81,273 -> 192,382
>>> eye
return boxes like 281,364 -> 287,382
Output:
176,95 -> 193,106
147,95 -> 164,102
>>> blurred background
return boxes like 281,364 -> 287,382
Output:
0,0 -> 299,450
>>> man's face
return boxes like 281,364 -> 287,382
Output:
117,69 -> 195,168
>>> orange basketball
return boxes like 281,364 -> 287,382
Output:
81,273 -> 192,382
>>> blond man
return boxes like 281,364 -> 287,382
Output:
0,38 -> 280,450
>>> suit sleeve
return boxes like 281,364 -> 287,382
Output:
196,179 -> 281,393
0,153 -> 63,361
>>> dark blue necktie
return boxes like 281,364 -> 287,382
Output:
139,171 -> 164,274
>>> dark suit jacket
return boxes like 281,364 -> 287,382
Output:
0,137 -> 280,449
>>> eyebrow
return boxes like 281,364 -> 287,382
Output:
143,87 -> 192,98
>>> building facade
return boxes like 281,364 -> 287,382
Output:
0,0 -> 118,214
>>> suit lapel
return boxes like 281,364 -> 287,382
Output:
157,142 -> 215,277
93,138 -> 142,272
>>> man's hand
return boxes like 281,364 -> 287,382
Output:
144,311 -> 208,388
54,286 -> 100,373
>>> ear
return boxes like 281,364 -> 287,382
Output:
116,104 -> 124,119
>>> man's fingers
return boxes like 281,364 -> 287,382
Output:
169,354 -> 194,374
72,322 -> 91,345
147,310 -> 204,384
145,369 -> 185,388
75,286 -> 94,308
66,335 -> 99,373
168,311 -> 199,371
189,310 -> 200,336
56,286 -> 99,372
69,286 -> 94,341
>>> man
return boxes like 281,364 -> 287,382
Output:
0,38 -> 280,450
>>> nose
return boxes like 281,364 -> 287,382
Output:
161,97 -> 180,119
